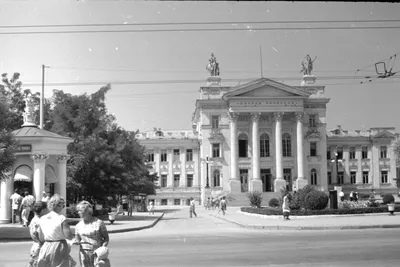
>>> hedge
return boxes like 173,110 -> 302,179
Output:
241,205 -> 400,216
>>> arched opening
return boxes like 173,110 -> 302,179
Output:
213,169 -> 220,187
260,133 -> 270,157
311,168 -> 317,185
238,133 -> 248,158
13,165 -> 33,195
282,133 -> 292,157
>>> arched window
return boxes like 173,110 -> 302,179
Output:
311,169 -> 317,185
238,133 -> 248,158
260,133 -> 270,157
213,170 -> 221,187
282,133 -> 292,157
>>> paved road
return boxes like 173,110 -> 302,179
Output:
1,207 -> 400,267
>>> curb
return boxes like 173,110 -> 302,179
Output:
0,213 -> 164,243
210,214 -> 400,231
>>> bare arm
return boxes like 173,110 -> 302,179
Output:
99,221 -> 109,247
62,220 -> 73,240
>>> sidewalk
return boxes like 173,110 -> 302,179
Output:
0,212 -> 164,242
209,207 -> 400,230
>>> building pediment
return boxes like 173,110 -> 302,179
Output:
306,132 -> 321,141
371,130 -> 396,140
223,77 -> 310,100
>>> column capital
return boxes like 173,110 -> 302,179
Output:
30,153 -> 49,162
295,112 -> 304,121
166,148 -> 173,154
193,147 -> 200,153
273,112 -> 284,122
251,113 -> 261,122
154,148 -> 161,153
56,154 -> 70,163
228,112 -> 239,123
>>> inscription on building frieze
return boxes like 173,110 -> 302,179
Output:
232,100 -> 302,107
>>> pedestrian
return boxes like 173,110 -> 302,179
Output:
28,201 -> 48,267
354,192 -> 358,202
339,191 -> 345,202
74,200 -> 110,267
10,189 -> 22,224
21,191 -> 34,227
41,192 -> 50,203
282,193 -> 291,221
127,196 -> 134,217
37,194 -> 76,267
116,202 -> 124,215
148,200 -> 154,215
189,197 -> 197,218
349,191 -> 354,202
220,196 -> 227,216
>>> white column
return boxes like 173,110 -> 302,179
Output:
155,148 -> 161,186
228,112 -> 241,193
193,148 -> 200,187
180,148 -> 186,187
273,112 -> 285,192
251,113 -> 262,192
0,176 -> 13,223
31,153 -> 49,200
295,112 -> 307,190
55,155 -> 69,201
167,148 -> 174,187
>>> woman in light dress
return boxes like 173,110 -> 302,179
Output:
74,200 -> 109,267
282,193 -> 291,221
37,194 -> 76,267
148,200 -> 154,215
28,201 -> 48,267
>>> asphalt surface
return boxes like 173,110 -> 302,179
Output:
1,208 -> 400,267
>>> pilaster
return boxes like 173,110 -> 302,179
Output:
0,175 -> 13,224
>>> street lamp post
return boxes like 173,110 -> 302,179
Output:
205,156 -> 211,188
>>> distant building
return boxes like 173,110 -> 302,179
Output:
136,58 -> 399,206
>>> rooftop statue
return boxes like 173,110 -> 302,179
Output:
206,52 -> 220,77
300,54 -> 317,76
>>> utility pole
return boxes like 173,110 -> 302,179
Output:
40,65 -> 49,129
260,46 -> 263,78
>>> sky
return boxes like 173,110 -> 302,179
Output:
1,1 -> 400,133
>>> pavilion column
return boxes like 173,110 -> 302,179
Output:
55,155 -> 69,201
228,112 -> 240,193
295,112 -> 307,190
0,175 -> 13,224
251,113 -> 262,192
273,112 -> 286,192
31,153 -> 49,200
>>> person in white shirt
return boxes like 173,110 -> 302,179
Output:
339,191 -> 345,202
10,189 -> 22,224
148,201 -> 154,215
41,192 -> 50,203
189,197 -> 197,218
21,191 -> 35,227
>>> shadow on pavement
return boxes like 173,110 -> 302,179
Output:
153,209 -> 182,214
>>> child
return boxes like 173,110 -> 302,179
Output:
94,246 -> 111,267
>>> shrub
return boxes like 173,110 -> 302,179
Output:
304,190 -> 329,210
290,193 -> 301,210
294,185 -> 316,210
338,200 -> 368,209
66,205 -> 79,218
383,194 -> 395,204
246,191 -> 263,208
268,198 -> 280,208
367,196 -> 380,207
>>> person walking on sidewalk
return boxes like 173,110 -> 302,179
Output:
219,196 -> 227,216
148,200 -> 155,215
189,197 -> 197,218
282,193 -> 291,221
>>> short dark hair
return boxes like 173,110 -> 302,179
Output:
24,191 -> 29,197
32,201 -> 47,215
14,189 -> 19,193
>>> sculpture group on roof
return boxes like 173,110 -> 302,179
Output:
206,52 -> 220,77
300,54 -> 317,76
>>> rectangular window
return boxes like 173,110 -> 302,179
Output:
336,148 -> 343,160
147,152 -> 154,162
350,172 -> 356,184
309,114 -> 316,127
311,171 -> 317,185
310,142 -> 317,157
187,174 -> 193,187
173,149 -> 180,161
186,149 -> 193,161
239,140 -> 248,158
380,146 -> 387,159
282,138 -> 292,157
260,138 -> 270,157
174,199 -> 181,205
211,115 -> 219,129
212,143 -> 220,158
327,147 -> 331,160
363,171 -> 369,184
381,171 -> 388,183
161,175 -> 167,188
337,171 -> 344,184
161,199 -> 167,206
362,146 -> 368,159
328,172 -> 332,185
349,147 -> 356,159
161,151 -> 167,162
174,174 -> 180,187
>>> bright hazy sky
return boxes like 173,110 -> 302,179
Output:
1,1 -> 399,133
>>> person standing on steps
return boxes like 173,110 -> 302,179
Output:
189,197 -> 197,218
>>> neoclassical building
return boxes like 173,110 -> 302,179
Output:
136,55 -> 399,206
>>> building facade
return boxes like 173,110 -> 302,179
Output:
136,57 -> 399,206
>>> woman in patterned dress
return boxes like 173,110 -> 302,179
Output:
28,201 -> 48,267
74,201 -> 109,267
